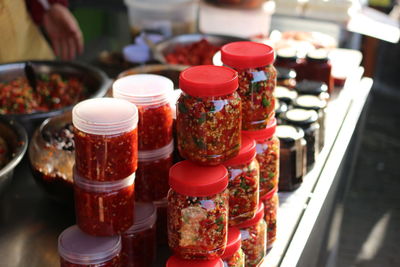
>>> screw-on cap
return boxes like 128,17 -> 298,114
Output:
221,227 -> 242,260
276,125 -> 305,143
124,202 -> 157,234
166,255 -> 224,267
306,49 -> 329,62
223,134 -> 256,166
276,47 -> 298,61
242,118 -> 277,142
235,202 -> 265,229
169,160 -> 228,197
58,225 -> 121,265
274,86 -> 298,105
281,109 -> 318,126
293,95 -> 327,111
260,186 -> 278,201
221,42 -> 275,69
295,80 -> 328,95
179,65 -> 238,97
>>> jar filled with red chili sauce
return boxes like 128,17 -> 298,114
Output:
72,98 -> 138,181
223,134 -> 259,226
243,118 -> 279,198
221,227 -> 245,267
302,49 -> 334,94
113,74 -> 174,151
235,202 -> 267,267
135,141 -> 174,202
221,41 -> 276,130
168,160 -> 229,260
121,202 -> 157,267
58,225 -> 121,267
166,255 -> 224,267
261,186 -> 278,250
177,65 -> 241,165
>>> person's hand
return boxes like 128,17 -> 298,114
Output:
42,3 -> 83,60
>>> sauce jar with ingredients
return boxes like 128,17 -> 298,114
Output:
177,65 -> 241,165
295,80 -> 329,101
235,202 -> 267,267
223,134 -> 259,226
121,202 -> 157,267
221,227 -> 245,267
275,100 -> 288,124
243,119 -> 279,198
135,141 -> 174,202
58,225 -> 121,267
274,48 -> 306,81
260,186 -> 278,249
276,125 -> 307,191
303,49 -> 334,94
168,160 -> 229,260
113,74 -> 174,151
221,41 -> 276,130
73,98 -> 138,181
293,95 -> 327,151
281,109 -> 319,171
276,67 -> 297,89
74,170 -> 135,236
274,86 -> 298,107
166,255 -> 224,267
154,198 -> 168,245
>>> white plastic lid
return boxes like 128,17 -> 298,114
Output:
276,125 -> 303,139
285,109 -> 318,122
72,98 -> 138,136
138,140 -> 174,162
113,74 -> 174,106
58,225 -> 121,265
277,47 -> 298,58
125,202 -> 157,234
307,49 -> 329,60
274,86 -> 298,99
295,95 -> 327,109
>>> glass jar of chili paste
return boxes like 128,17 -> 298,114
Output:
121,202 -> 157,267
154,198 -> 168,245
223,134 -> 259,226
221,41 -> 276,130
166,255 -> 224,267
243,119 -> 279,198
235,202 -> 267,267
260,186 -> 278,250
303,49 -> 334,94
274,48 -> 306,81
58,225 -> 121,267
73,98 -> 138,181
135,141 -> 174,202
74,170 -> 135,236
274,86 -> 298,107
276,125 -> 307,191
295,80 -> 329,102
113,74 -> 174,151
281,109 -> 319,171
177,65 -> 241,165
168,160 -> 229,260
221,227 -> 245,267
276,67 -> 297,89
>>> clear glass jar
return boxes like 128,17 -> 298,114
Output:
260,187 -> 278,249
222,227 -> 245,267
223,134 -> 259,226
58,225 -> 121,267
74,170 -> 135,236
168,160 -> 229,260
177,65 -> 241,165
221,41 -> 276,130
276,67 -> 297,89
274,47 -> 306,81
113,74 -> 174,150
135,141 -> 174,202
121,202 -> 157,267
303,49 -> 333,94
276,125 -> 307,191
294,80 -> 329,102
236,203 -> 267,267
73,98 -> 138,181
166,255 -> 224,267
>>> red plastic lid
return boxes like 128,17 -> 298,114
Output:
166,255 -> 224,267
179,65 -> 238,97
260,186 -> 278,201
242,118 -> 277,142
169,160 -> 228,197
221,41 -> 275,69
221,227 -> 242,260
235,202 -> 265,229
223,134 -> 256,166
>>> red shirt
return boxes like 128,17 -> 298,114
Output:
25,0 -> 69,25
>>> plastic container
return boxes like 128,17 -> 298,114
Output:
221,41 -> 276,130
166,255 -> 224,267
276,125 -> 307,191
221,227 -> 245,267
243,119 -> 279,198
260,187 -> 278,249
303,49 -> 334,94
168,160 -> 229,260
276,67 -> 297,89
274,85 -> 298,106
121,202 -> 157,267
235,203 -> 267,267
223,134 -> 259,226
58,225 -> 121,267
113,74 -> 174,151
177,65 -> 241,165
73,98 -> 138,181
135,141 -> 174,202
74,170 -> 135,236
295,80 -> 329,101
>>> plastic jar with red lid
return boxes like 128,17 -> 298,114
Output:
168,160 -> 229,260
74,169 -> 135,236
58,225 -> 121,267
166,255 -> 224,267
260,187 -> 278,249
243,119 -> 279,198
121,202 -> 157,267
177,65 -> 241,166
235,202 -> 267,267
303,49 -> 334,94
113,74 -> 174,151
73,98 -> 138,181
135,141 -> 174,202
223,134 -> 259,226
221,227 -> 245,267
221,41 -> 276,130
